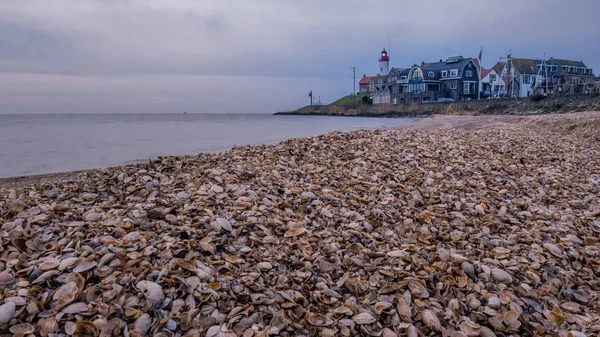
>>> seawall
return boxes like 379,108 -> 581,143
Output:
275,94 -> 600,117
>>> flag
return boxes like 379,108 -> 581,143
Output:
478,46 -> 482,63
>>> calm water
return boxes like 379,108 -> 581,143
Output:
0,113 -> 415,178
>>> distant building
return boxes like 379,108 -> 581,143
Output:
479,67 -> 504,97
549,58 -> 595,93
379,49 -> 389,75
391,56 -> 480,103
493,56 -> 595,97
358,75 -> 374,94
372,74 -> 391,104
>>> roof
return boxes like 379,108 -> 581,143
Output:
399,68 -> 411,76
480,67 -> 492,79
421,56 -> 474,72
492,62 -> 506,75
358,76 -> 374,85
511,58 -> 539,75
550,58 -> 587,68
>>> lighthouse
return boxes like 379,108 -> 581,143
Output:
379,49 -> 389,75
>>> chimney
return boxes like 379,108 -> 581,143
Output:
440,59 -> 443,63
421,61 -> 425,67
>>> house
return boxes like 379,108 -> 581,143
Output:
372,74 -> 392,104
391,55 -> 480,103
493,56 -> 595,97
358,75 -> 374,94
548,58 -> 595,93
479,67 -> 504,97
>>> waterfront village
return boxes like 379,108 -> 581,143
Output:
359,49 -> 599,105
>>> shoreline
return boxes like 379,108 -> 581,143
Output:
0,112 -> 597,190
276,93 -> 600,117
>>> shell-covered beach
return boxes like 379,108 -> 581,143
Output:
1,112 -> 599,336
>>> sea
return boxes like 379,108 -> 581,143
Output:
0,113 -> 415,178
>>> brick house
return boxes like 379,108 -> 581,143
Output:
358,75 -> 374,94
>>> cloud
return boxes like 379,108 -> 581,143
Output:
0,0 -> 598,112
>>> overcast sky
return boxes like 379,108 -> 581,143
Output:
1,0 -> 599,113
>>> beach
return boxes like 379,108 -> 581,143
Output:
1,112 -> 599,336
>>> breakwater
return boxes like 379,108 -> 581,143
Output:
276,94 -> 600,117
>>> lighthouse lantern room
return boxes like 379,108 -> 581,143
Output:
379,49 -> 390,75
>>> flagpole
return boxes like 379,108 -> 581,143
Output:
478,45 -> 482,100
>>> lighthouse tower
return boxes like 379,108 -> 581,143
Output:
379,49 -> 390,75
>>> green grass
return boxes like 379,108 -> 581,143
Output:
330,94 -> 368,106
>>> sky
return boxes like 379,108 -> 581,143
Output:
1,0 -> 599,114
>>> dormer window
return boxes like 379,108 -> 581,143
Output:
441,70 -> 448,78
450,69 -> 459,77
428,72 -> 435,78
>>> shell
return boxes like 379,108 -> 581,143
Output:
136,280 -> 164,302
133,313 -> 153,335
38,259 -> 60,271
215,218 -> 232,231
61,302 -> 89,314
284,227 -> 307,237
9,323 -> 35,334
396,297 -> 412,322
53,282 -> 79,310
0,112 -> 599,336
307,313 -> 333,327
352,312 -> 376,325
0,273 -> 15,286
0,302 -> 16,324
422,309 -> 441,332
491,268 -> 513,283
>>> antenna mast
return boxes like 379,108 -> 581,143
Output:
350,67 -> 356,96
500,50 -> 515,97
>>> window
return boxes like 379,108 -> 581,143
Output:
409,68 -> 424,82
378,79 -> 382,84
490,74 -> 496,82
428,71 -> 435,78
450,83 -> 457,90
465,70 -> 473,77
450,69 -> 459,77
400,76 -> 407,81
464,83 -> 470,94
441,70 -> 448,78
409,83 -> 426,94
442,84 -> 447,90
369,80 -> 374,84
